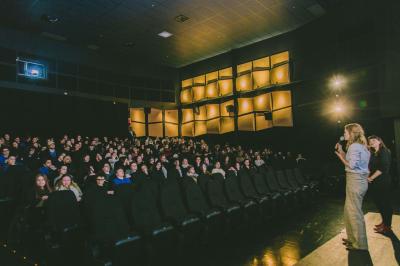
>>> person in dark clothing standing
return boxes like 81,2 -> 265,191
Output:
367,135 -> 393,234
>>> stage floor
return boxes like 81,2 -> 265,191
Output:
295,212 -> 400,266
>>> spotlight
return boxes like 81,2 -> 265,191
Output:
63,90 -> 68,96
337,120 -> 342,124
330,75 -> 346,90
334,105 -> 343,113
113,101 -> 116,105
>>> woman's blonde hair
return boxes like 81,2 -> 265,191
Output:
345,123 -> 368,148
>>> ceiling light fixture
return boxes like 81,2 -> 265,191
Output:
41,14 -> 59,23
158,31 -> 173,38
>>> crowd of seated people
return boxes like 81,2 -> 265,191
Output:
0,133 -> 311,265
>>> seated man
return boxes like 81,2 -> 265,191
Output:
112,166 -> 132,187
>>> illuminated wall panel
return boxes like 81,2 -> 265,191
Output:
194,105 -> 207,121
206,118 -> 220,134
165,109 -> 178,123
238,97 -> 254,115
271,51 -> 289,66
205,82 -> 218,98
254,93 -> 272,112
180,88 -> 193,104
148,123 -> 163,137
237,62 -> 252,74
195,121 -> 207,136
220,117 -> 234,134
271,63 -> 290,84
220,100 -> 234,117
253,57 -> 270,69
256,115 -> 273,131
206,104 -> 220,120
219,67 -> 232,78
165,123 -> 178,137
272,91 -> 292,110
206,71 -> 218,82
193,75 -> 205,85
218,79 -> 233,96
130,108 -> 145,123
192,86 -> 205,101
181,122 -> 194,137
238,114 -> 255,131
181,78 -> 192,88
253,70 -> 270,89
182,108 -> 194,123
148,108 -> 162,123
273,107 -> 293,127
131,122 -> 146,137
236,73 -> 252,92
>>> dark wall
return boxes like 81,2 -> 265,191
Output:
0,87 -> 128,137
180,0 -> 397,160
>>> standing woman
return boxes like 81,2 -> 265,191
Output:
335,123 -> 370,251
368,135 -> 393,234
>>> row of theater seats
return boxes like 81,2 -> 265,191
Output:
20,166 -> 319,266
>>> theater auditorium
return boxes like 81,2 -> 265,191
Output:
0,0 -> 399,265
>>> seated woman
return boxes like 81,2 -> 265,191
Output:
211,161 -> 226,178
151,161 -> 166,185
55,174 -> 83,202
28,174 -> 52,208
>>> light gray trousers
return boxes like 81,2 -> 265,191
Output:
344,172 -> 369,250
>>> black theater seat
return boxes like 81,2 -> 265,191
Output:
113,184 -> 135,225
131,182 -> 177,264
237,169 -> 272,220
159,182 -> 203,246
181,176 -> 225,242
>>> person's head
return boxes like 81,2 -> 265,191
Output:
368,135 -> 388,153
344,123 -> 367,147
256,154 -> 261,160
195,156 -> 201,164
7,156 -> 16,166
83,154 -> 90,162
155,161 -> 162,170
1,147 -> 10,157
49,143 -> 56,150
102,163 -> 111,173
188,166 -> 195,175
201,163 -> 208,173
235,162 -> 241,170
59,165 -> 68,175
182,158 -> 189,165
63,155 -> 72,164
35,174 -> 50,189
115,167 -> 125,178
130,162 -> 138,172
214,161 -> 221,169
61,174 -> 72,187
160,154 -> 167,162
96,175 -> 106,187
174,159 -> 180,167
141,164 -> 148,174
44,159 -> 52,167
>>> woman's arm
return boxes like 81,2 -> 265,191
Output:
368,170 -> 382,183
335,150 -> 351,168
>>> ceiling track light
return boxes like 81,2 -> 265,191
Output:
41,14 -> 59,23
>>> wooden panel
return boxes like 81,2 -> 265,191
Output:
220,100 -> 234,117
218,79 -> 233,96
148,108 -> 162,123
273,107 -> 293,127
148,123 -> 163,137
254,93 -> 272,112
238,113 -> 255,131
238,97 -> 254,115
272,90 -> 292,110
271,63 -> 290,84
165,109 -> 178,124
181,122 -> 194,137
271,51 -> 289,66
194,121 -> 207,136
253,70 -> 270,89
165,123 -> 178,137
130,108 -> 145,123
236,73 -> 252,92
131,122 -> 145,137
205,81 -> 218,98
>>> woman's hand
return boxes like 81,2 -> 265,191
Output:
41,195 -> 49,200
335,150 -> 344,160
367,176 -> 374,183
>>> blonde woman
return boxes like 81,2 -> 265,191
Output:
335,123 -> 370,251
55,174 -> 83,202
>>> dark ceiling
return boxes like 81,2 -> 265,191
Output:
0,0 -> 336,68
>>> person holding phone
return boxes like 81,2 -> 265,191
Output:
367,135 -> 393,234
335,123 -> 370,251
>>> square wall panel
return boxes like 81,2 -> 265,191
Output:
254,93 -> 272,112
192,86 -> 205,101
148,123 -> 163,137
206,104 -> 220,120
182,108 -> 194,123
238,113 -> 255,131
205,82 -> 218,98
238,97 -> 254,115
220,117 -> 234,134
237,61 -> 252,75
195,121 -> 207,136
193,74 -> 205,85
165,109 -> 178,124
272,91 -> 292,110
256,115 -> 273,131
206,71 -> 218,82
206,118 -> 220,134
253,57 -> 270,69
236,73 -> 252,92
253,70 -> 270,89
220,100 -> 234,117
180,88 -> 193,104
131,122 -> 145,137
181,78 -> 192,88
148,108 -> 162,123
130,108 -> 145,123
165,123 -> 178,137
218,79 -> 233,96
271,63 -> 290,84
273,107 -> 293,127
194,105 -> 207,121
271,51 -> 289,66
219,67 -> 233,78
181,122 -> 194,137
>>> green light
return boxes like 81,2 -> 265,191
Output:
359,100 -> 367,108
